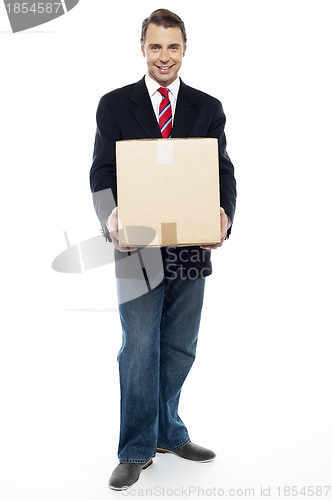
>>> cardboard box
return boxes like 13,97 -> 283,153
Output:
116,138 -> 221,247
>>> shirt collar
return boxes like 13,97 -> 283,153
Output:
145,73 -> 180,100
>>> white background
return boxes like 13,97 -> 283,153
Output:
0,0 -> 331,498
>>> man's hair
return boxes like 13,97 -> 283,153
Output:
140,9 -> 187,46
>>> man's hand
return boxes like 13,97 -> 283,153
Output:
106,207 -> 137,252
200,207 -> 230,250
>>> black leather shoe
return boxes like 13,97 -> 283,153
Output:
156,441 -> 216,462
108,459 -> 153,490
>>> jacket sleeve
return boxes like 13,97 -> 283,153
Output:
208,100 -> 237,237
89,95 -> 122,241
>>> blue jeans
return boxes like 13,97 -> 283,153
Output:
116,270 -> 205,463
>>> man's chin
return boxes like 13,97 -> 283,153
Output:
150,71 -> 177,87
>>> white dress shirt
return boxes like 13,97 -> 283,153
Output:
144,73 -> 180,126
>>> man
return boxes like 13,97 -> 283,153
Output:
90,9 -> 236,491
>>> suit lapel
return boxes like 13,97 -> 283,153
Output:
172,80 -> 197,138
131,78 -> 162,138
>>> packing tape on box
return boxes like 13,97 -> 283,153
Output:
157,140 -> 174,166
161,222 -> 177,246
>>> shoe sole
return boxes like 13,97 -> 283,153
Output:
156,448 -> 216,463
108,459 -> 153,491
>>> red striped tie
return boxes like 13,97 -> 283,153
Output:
158,87 -> 172,138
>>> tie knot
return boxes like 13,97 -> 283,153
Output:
158,87 -> 169,98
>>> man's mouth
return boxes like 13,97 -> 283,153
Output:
156,65 -> 174,73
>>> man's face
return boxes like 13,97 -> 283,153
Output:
141,23 -> 186,87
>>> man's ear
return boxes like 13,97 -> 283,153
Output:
141,44 -> 145,57
183,44 -> 187,56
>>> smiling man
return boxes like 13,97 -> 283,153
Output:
143,22 -> 185,86
90,8 -> 236,491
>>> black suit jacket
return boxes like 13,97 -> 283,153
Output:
90,77 -> 236,279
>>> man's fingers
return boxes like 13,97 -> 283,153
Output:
107,209 -> 136,251
200,242 -> 223,250
110,229 -> 119,240
111,206 -> 119,218
106,211 -> 119,235
114,243 -> 137,253
200,234 -> 226,250
110,234 -> 137,253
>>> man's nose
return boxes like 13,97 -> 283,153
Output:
159,49 -> 170,63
